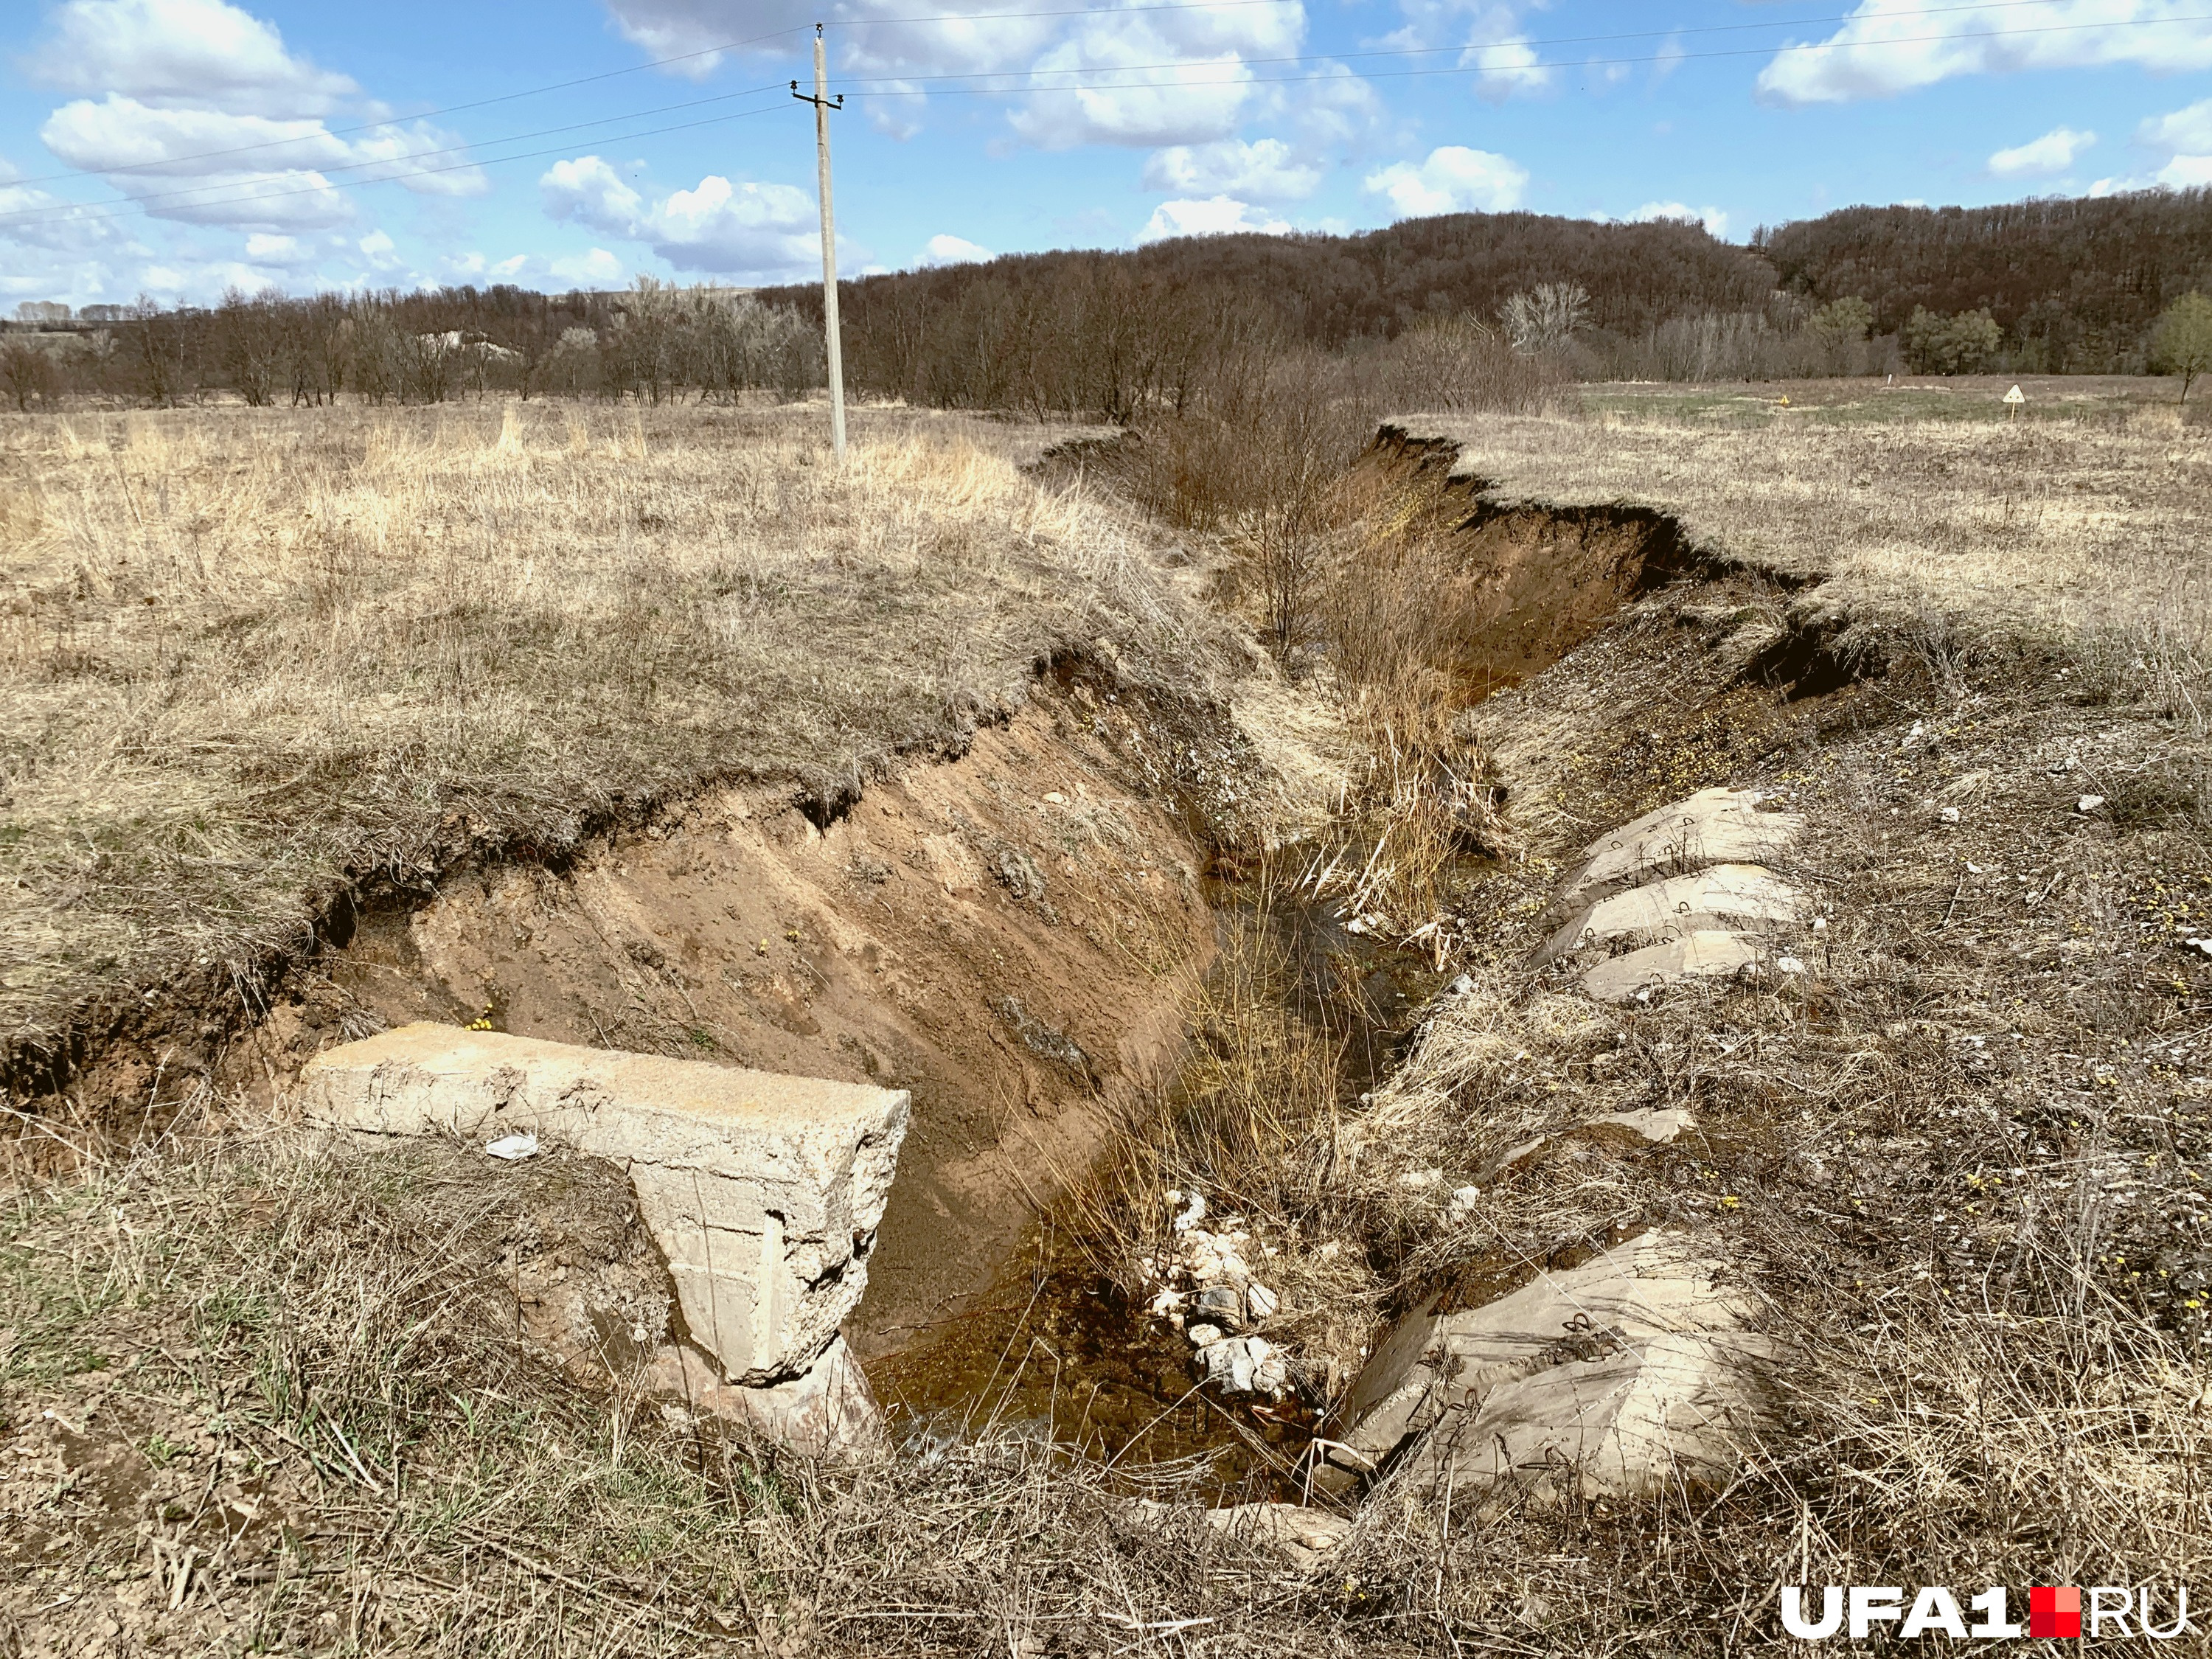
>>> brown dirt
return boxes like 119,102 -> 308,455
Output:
219,682 -> 1220,1365
1360,424 -> 1745,698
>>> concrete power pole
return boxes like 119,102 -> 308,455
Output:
793,26 -> 846,461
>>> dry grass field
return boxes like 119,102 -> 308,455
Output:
5,387 -> 2212,1655
0,402 -> 1215,1067
1425,395 -> 2212,713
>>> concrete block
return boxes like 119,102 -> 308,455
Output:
1536,863 -> 1802,964
1580,928 -> 1764,1002
297,1023 -> 909,1386
1543,790 -> 1803,926
1328,1230 -> 1764,1487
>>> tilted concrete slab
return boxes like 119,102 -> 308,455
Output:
1326,1230 -> 1766,1493
1580,928 -> 1764,1003
1535,863 -> 1803,965
1541,790 -> 1804,927
1394,1330 -> 1781,1498
297,1023 -> 909,1387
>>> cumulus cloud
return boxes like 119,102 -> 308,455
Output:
541,155 -> 819,278
1362,146 -> 1528,217
1143,139 -> 1321,202
919,233 -> 992,265
552,247 -> 626,285
16,1 -> 482,249
1137,195 -> 1292,243
1987,125 -> 2095,178
602,0 -> 1351,155
27,0 -> 357,116
2140,97 -> 2212,155
1377,1 -> 1554,100
1632,200 -> 1729,239
2096,97 -> 2212,193
1756,1 -> 2212,106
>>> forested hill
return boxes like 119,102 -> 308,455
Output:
1756,189 -> 2212,372
772,212 -> 1770,349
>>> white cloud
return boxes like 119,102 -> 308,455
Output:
919,233 -> 992,265
1756,1 -> 2212,106
542,155 -> 819,279
602,0 -> 1345,156
1632,200 -> 1729,239
551,247 -> 625,285
2141,97 -> 2212,154
1377,1 -> 1553,100
1137,195 -> 1293,242
1143,139 -> 1322,202
1987,125 -> 2096,178
2157,153 -> 2212,187
1362,146 -> 1528,217
356,229 -> 402,270
27,0 -> 356,118
242,231 -> 299,262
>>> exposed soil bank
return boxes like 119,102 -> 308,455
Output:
220,680 -> 1226,1357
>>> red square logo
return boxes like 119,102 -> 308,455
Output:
2031,1587 -> 2082,1638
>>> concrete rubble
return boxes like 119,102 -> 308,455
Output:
1318,1230 -> 1774,1498
1534,787 -> 1810,1004
296,1023 -> 910,1446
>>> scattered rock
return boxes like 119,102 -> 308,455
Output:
1203,1503 -> 1353,1569
1587,1105 -> 1694,1144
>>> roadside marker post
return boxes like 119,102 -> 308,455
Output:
793,25 -> 846,462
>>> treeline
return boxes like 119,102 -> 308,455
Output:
0,279 -> 821,411
761,214 -> 1773,412
1757,189 -> 2212,373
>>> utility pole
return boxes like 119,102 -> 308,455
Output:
793,25 -> 846,461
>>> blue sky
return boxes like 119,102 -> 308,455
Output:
2,0 -> 2211,307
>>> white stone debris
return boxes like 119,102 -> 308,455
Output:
1246,1282 -> 1280,1319
1170,1191 -> 1208,1232
297,1024 -> 908,1411
1447,1185 -> 1483,1220
2078,794 -> 2106,813
1201,1503 -> 1352,1570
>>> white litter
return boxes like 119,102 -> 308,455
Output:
1447,1184 -> 1483,1220
1775,956 -> 1806,974
1171,1192 -> 1207,1232
2078,795 -> 2105,813
484,1133 -> 539,1161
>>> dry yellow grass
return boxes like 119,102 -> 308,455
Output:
1406,403 -> 2212,702
0,402 -> 1216,1059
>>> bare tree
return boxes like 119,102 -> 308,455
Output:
1500,282 -> 1590,355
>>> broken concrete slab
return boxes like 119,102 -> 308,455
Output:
296,1023 -> 909,1387
1325,1230 -> 1764,1491
1536,863 -> 1803,965
1581,929 -> 1763,1003
1394,1330 -> 1781,1499
646,1335 -> 883,1455
1542,790 -> 1804,927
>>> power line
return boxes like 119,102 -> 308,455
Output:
0,0 -> 2105,193
8,83 -> 786,225
832,9 -> 2212,90
0,100 -> 793,233
7,4 -> 2205,234
1,0 -> 1318,189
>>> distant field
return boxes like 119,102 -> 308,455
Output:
0,402 -> 1210,1056
1578,372 -> 2193,426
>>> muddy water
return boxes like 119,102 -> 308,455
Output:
863,874 -> 1450,1499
